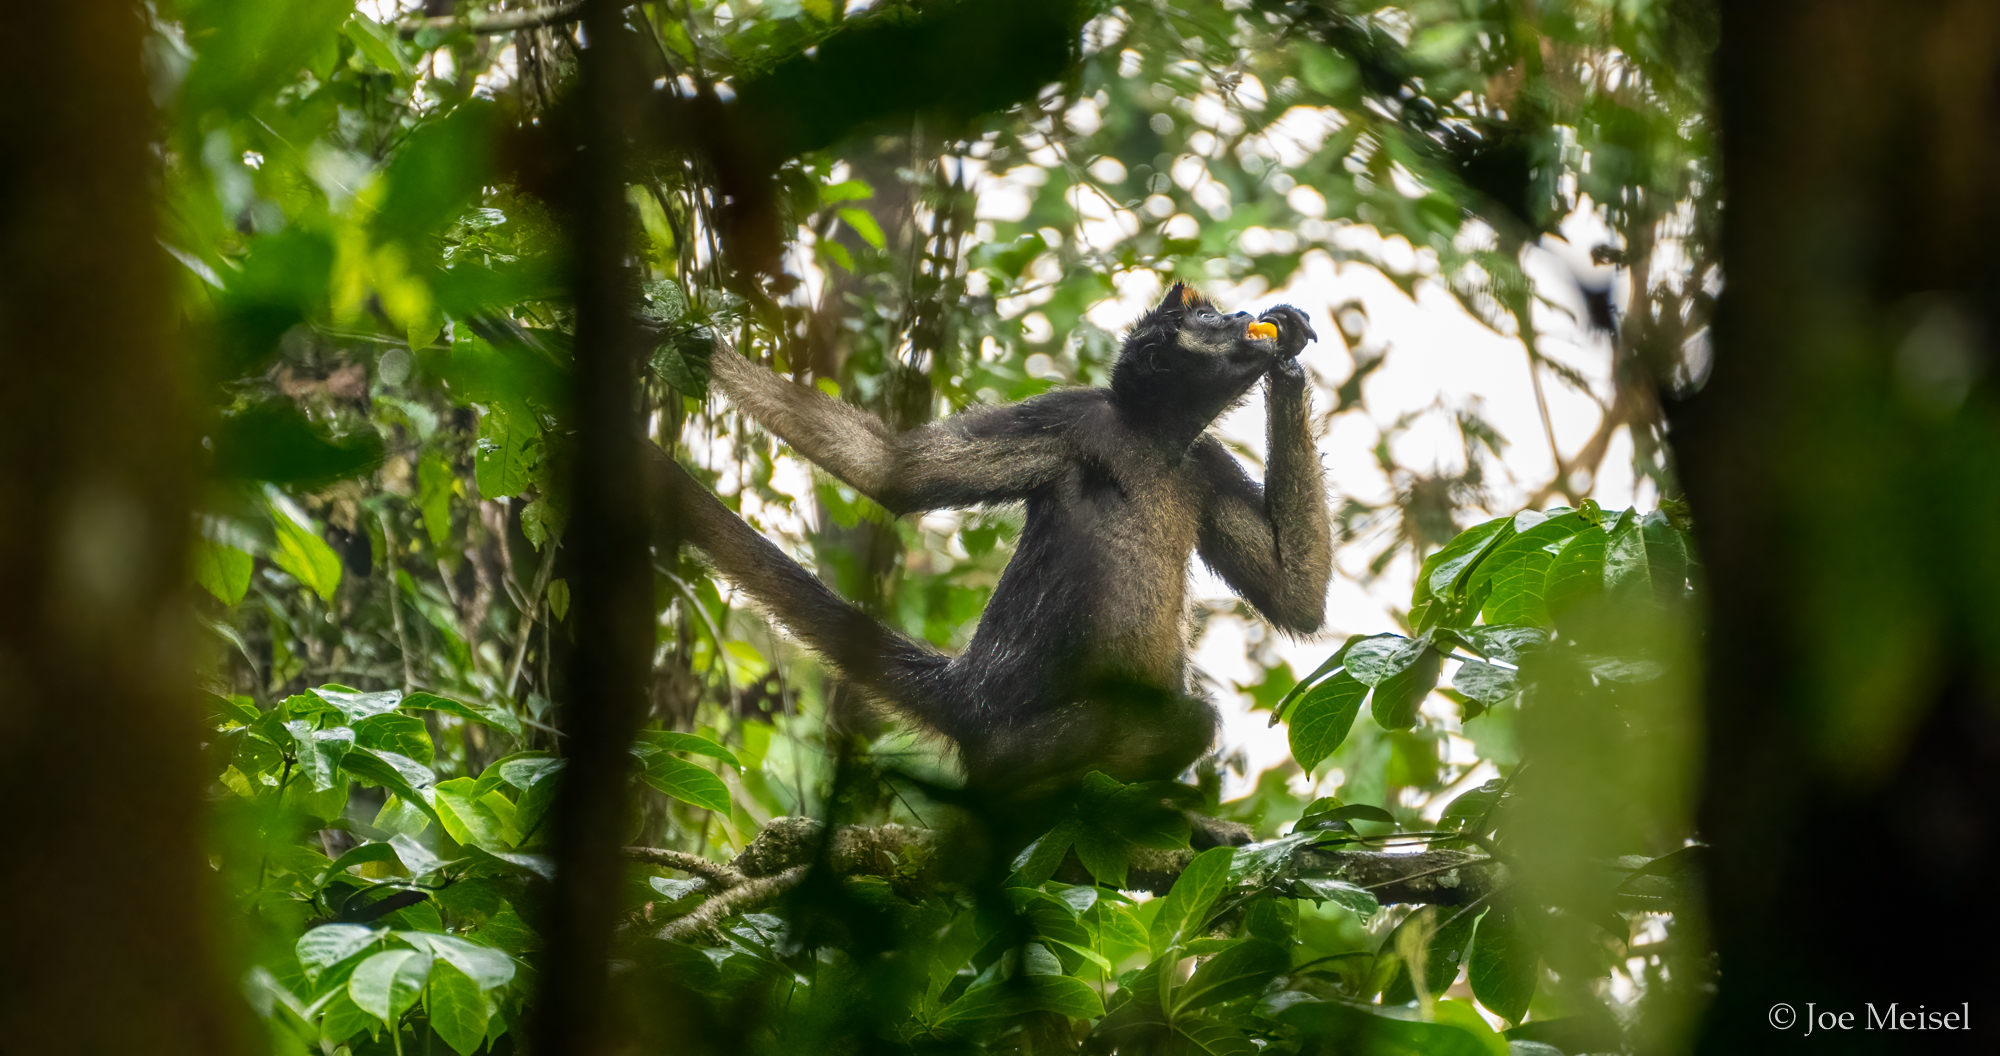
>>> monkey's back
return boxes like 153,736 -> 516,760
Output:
939,391 -> 1221,788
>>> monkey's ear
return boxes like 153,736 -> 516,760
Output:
1159,282 -> 1208,314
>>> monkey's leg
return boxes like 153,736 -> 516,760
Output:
643,446 -> 951,727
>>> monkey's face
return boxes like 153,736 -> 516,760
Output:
1110,283 -> 1315,429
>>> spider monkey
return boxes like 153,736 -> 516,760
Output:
647,284 -> 1331,829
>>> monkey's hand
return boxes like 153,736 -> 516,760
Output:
1258,304 -> 1317,379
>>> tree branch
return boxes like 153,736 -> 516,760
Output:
626,819 -> 1510,921
396,2 -> 585,39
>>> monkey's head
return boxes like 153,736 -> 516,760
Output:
1110,283 -> 1314,435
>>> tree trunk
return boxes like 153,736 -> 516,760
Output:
0,3 -> 249,1051
1683,1 -> 2000,1049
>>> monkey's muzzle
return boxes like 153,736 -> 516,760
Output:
1246,321 -> 1279,342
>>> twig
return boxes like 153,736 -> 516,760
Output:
624,845 -> 746,889
381,512 -> 416,693
395,2 -> 584,39
507,540 -> 561,701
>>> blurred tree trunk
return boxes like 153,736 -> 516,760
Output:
0,3 -> 248,1051
1683,1 -> 2000,1049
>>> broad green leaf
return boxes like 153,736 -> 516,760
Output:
1635,511 -> 1690,603
1450,624 -> 1546,664
1287,670 -> 1368,771
434,777 -> 522,850
400,932 -> 517,990
1603,511 -> 1653,599
324,841 -> 399,877
389,833 -> 447,877
1150,846 -> 1235,956
316,990 -> 378,1046
637,730 -> 741,769
297,924 -> 381,983
1343,634 -> 1425,687
497,755 -> 563,791
639,753 -> 731,812
1451,661 -> 1518,706
1170,1016 -> 1259,1055
355,713 -> 434,766
1296,878 -> 1380,918
1007,821 -> 1077,888
311,686 -> 406,722
1433,999 -> 1509,1056
1383,903 -> 1483,1003
286,722 -> 354,792
402,691 -> 522,737
347,949 -> 430,1025
194,537 -> 253,605
417,449 -> 455,548
1469,511 -> 1589,625
1544,526 -> 1609,617
266,492 -> 342,603
1176,938 -> 1289,1011
1469,906 -> 1538,1023
341,746 -> 440,825
425,960 -> 490,1055
936,974 -> 1103,1023
1071,817 -> 1131,888
474,403 -> 541,500
1370,645 -> 1443,730
1416,517 -> 1514,608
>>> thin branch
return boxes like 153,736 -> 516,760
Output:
655,866 -> 808,941
396,2 -> 585,39
624,845 -> 746,888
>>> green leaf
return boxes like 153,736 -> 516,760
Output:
1007,821 -> 1077,888
355,713 -> 435,766
1072,819 -> 1131,888
316,990 -> 378,1046
546,577 -> 569,619
424,960 -> 490,1055
1150,846 -> 1234,955
838,207 -> 887,249
936,975 -> 1103,1023
194,537 -> 254,605
341,746 -> 440,825
400,931 -> 517,990
1296,877 -> 1380,918
401,691 -> 522,737
636,730 -> 741,769
310,686 -> 406,722
266,491 -> 342,603
639,753 -> 731,812
1287,670 -> 1368,771
297,924 -> 381,984
389,833 -> 448,877
1469,906 -> 1539,1023
1176,938 -> 1289,1011
1451,661 -> 1518,706
343,15 -> 410,79
1272,1000 -> 1491,1056
1343,634 -> 1424,687
1469,511 -> 1589,625
1370,644 -> 1443,731
1544,526 -> 1609,617
286,722 -> 354,792
347,949 -> 430,1026
417,450 -> 456,548
434,777 -> 522,850
1416,517 -> 1514,608
474,404 -> 541,500
1450,625 -> 1547,664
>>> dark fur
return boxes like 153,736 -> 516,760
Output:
649,284 -> 1332,803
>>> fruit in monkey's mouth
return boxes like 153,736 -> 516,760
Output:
1247,321 -> 1278,341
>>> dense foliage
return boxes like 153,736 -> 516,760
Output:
160,1 -> 1718,1053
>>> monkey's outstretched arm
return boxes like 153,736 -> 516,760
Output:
1193,324 -> 1333,634
711,347 -> 1068,514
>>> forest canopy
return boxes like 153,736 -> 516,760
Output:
52,0 -> 2000,1054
